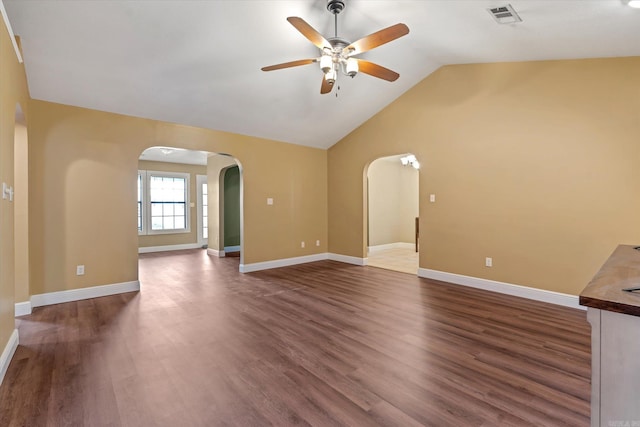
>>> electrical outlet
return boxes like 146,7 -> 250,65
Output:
76,265 -> 85,275
301,241 -> 305,248
316,240 -> 320,246
485,257 -> 492,268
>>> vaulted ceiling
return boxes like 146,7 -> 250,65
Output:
4,0 -> 640,149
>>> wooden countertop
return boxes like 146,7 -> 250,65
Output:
580,244 -> 640,316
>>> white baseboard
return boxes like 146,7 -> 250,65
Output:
207,248 -> 225,258
328,253 -> 367,266
224,245 -> 241,252
0,329 -> 19,387
238,252 -> 368,273
418,268 -> 582,310
368,242 -> 414,254
14,301 -> 32,317
138,243 -> 202,254
240,253 -> 329,273
31,280 -> 140,308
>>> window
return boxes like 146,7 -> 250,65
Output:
150,175 -> 187,231
138,170 -> 190,235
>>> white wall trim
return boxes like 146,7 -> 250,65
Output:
0,1 -> 23,63
31,280 -> 140,308
237,252 -> 369,273
138,243 -> 202,254
207,248 -> 225,257
240,253 -> 328,273
368,242 -> 414,254
418,268 -> 582,310
14,301 -> 31,317
0,329 -> 19,387
328,253 -> 368,266
224,245 -> 241,252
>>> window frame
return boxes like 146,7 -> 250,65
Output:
137,170 -> 146,235
138,170 -> 191,236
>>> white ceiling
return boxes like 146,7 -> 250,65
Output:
4,1 -> 640,149
139,146 -> 210,166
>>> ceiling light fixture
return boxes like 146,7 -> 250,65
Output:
320,54 -> 332,73
324,68 -> 337,85
345,57 -> 359,77
628,0 -> 640,8
400,154 -> 420,170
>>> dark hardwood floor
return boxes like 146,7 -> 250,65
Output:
0,249 -> 591,426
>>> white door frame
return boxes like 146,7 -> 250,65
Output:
196,174 -> 208,247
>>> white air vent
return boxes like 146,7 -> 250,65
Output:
487,4 -> 522,24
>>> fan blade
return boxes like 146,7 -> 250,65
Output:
357,59 -> 400,82
320,75 -> 334,94
345,23 -> 409,56
287,17 -> 332,50
261,58 -> 317,72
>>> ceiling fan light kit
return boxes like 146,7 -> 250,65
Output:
261,0 -> 409,95
345,57 -> 358,77
320,55 -> 332,73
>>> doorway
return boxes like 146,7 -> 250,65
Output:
366,154 -> 419,274
137,147 -> 243,264
14,103 -> 30,314
221,165 -> 240,255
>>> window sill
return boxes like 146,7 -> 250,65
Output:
140,228 -> 192,236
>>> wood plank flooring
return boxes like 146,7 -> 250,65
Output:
0,250 -> 591,426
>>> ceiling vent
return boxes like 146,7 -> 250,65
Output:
487,4 -> 522,24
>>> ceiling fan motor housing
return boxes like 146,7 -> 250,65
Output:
324,37 -> 352,74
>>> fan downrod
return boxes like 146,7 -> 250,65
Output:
327,0 -> 345,15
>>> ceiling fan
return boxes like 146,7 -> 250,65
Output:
261,0 -> 409,95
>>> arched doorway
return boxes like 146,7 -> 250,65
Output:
220,164 -> 241,256
14,103 -> 30,315
366,153 -> 419,274
136,147 -> 243,265
202,154 -> 243,263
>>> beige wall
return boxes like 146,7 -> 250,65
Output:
14,123 -> 28,303
28,100 -> 328,296
137,160 -> 206,248
368,156 -> 418,247
329,57 -> 640,296
0,21 -> 30,355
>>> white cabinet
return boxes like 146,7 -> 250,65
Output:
587,308 -> 640,427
